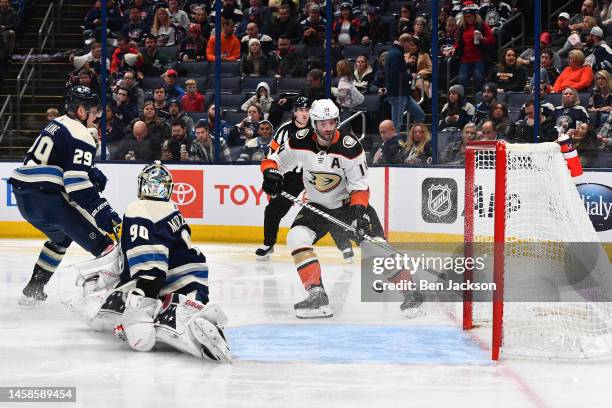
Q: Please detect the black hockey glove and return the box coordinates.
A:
[262,168,283,196]
[351,205,371,244]
[91,199,122,234]
[89,166,108,193]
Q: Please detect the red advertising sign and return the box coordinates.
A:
[170,169,204,218]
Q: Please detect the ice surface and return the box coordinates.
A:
[0,239,611,408]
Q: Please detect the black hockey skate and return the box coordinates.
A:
[19,267,53,307]
[294,286,333,319]
[255,245,274,261]
[400,290,425,318]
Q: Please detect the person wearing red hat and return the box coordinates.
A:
[161,69,185,99]
[178,23,207,61]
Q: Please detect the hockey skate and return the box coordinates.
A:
[255,245,274,261]
[294,286,333,319]
[18,267,53,307]
[400,290,425,319]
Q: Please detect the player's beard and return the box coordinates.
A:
[316,130,334,147]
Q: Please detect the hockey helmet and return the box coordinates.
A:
[65,85,100,115]
[138,160,174,201]
[309,99,339,129]
[293,96,312,110]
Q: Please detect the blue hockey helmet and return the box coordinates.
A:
[138,161,174,201]
[65,85,100,115]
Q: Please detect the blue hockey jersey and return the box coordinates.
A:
[120,199,209,302]
[9,115,104,214]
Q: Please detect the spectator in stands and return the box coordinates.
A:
[268,35,307,78]
[110,36,140,77]
[140,34,170,77]
[189,121,232,162]
[439,84,476,131]
[169,0,190,31]
[181,78,205,112]
[597,114,612,150]
[519,81,555,121]
[331,59,364,109]
[518,33,562,72]
[151,7,176,46]
[84,0,123,42]
[333,2,361,45]
[372,50,388,93]
[237,120,274,162]
[478,120,498,140]
[584,26,612,73]
[122,5,151,44]
[520,99,559,143]
[557,31,586,59]
[241,81,273,114]
[235,104,263,144]
[474,82,498,126]
[77,68,100,94]
[572,122,600,166]
[46,107,60,122]
[579,16,601,43]
[400,123,432,164]
[412,16,431,54]
[178,23,206,61]
[132,0,154,27]
[161,69,185,99]
[0,0,17,64]
[569,0,601,32]
[451,3,495,94]
[440,122,478,165]
[104,104,127,157]
[405,35,432,99]
[152,86,171,120]
[301,4,326,48]
[206,18,241,61]
[240,22,274,55]
[479,0,512,35]
[489,102,516,140]
[168,98,195,136]
[372,119,406,164]
[554,50,594,92]
[487,47,528,93]
[551,13,572,50]
[439,16,458,59]
[360,6,389,46]
[114,120,161,161]
[385,34,425,131]
[537,48,562,88]
[118,69,144,111]
[275,68,327,115]
[71,42,110,78]
[553,87,590,131]
[589,70,612,127]
[190,6,212,40]
[395,5,414,38]
[267,4,301,43]
[198,105,234,142]
[353,54,375,94]
[209,0,243,26]
[244,0,272,27]
[162,119,192,161]
[240,38,272,76]
[114,86,138,126]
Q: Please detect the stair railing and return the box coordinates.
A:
[339,110,367,141]
[16,48,36,128]
[38,2,56,80]
[0,95,13,146]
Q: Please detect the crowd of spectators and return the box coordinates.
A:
[50,0,612,167]
[0,0,23,87]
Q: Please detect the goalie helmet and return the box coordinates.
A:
[137,161,174,201]
[309,99,339,129]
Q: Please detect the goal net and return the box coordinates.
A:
[463,141,612,360]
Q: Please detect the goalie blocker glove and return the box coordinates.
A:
[91,198,121,234]
[262,168,283,196]
[351,205,371,243]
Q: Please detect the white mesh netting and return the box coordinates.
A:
[468,142,612,358]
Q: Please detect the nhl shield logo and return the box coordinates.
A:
[427,184,452,217]
[421,178,458,223]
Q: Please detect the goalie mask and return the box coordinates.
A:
[310,99,339,145]
[138,160,174,201]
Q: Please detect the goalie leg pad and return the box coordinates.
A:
[121,289,161,352]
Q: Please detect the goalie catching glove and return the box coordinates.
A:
[262,168,283,196]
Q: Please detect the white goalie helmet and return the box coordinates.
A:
[309,99,339,130]
[137,160,174,201]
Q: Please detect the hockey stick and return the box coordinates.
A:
[279,191,401,255]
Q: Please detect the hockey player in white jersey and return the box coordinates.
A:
[66,161,231,362]
[261,99,385,318]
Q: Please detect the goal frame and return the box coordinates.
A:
[463,140,507,361]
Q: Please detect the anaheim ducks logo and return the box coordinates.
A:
[296,128,309,139]
[308,171,342,193]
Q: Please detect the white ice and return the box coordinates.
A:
[0,239,611,408]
